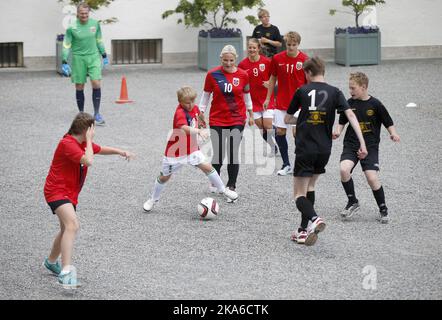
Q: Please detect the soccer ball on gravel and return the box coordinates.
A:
[197,197,219,220]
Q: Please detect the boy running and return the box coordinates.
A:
[333,72,400,223]
[143,86,238,212]
[285,57,367,246]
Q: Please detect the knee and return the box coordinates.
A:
[340,167,351,179]
[276,128,286,136]
[366,175,379,189]
[64,220,80,233]
[158,174,170,183]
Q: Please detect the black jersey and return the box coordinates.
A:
[339,96,394,149]
[287,82,350,155]
[252,24,282,57]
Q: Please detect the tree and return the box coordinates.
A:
[329,0,385,28]
[162,0,265,29]
[58,0,117,24]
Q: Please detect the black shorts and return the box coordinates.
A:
[47,199,76,215]
[294,153,331,177]
[340,146,380,172]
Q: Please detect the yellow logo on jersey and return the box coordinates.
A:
[366,109,374,116]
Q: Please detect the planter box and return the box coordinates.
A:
[198,35,243,71]
[334,31,381,66]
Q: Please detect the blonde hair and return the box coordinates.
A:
[349,72,369,88]
[284,31,301,45]
[248,38,261,48]
[77,2,90,12]
[220,45,238,58]
[177,86,197,102]
[258,8,269,18]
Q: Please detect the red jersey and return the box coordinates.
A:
[44,134,101,205]
[203,66,250,126]
[165,104,201,157]
[238,55,274,112]
[269,50,308,110]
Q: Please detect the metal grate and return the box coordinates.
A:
[0,42,24,67]
[111,39,162,65]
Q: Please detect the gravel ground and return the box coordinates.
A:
[0,59,441,300]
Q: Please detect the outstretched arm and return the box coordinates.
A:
[98,146,135,161]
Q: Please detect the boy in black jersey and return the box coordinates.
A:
[285,57,368,246]
[333,72,400,224]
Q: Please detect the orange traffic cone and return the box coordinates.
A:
[115,76,133,104]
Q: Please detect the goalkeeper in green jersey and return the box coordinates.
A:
[62,2,108,125]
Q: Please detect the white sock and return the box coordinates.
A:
[151,177,166,201]
[207,169,225,193]
[61,265,72,274]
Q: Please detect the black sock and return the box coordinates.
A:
[342,178,357,203]
[372,186,386,209]
[92,88,101,115]
[275,134,289,167]
[262,130,267,143]
[301,191,315,228]
[306,191,315,206]
[76,90,84,112]
[296,196,317,229]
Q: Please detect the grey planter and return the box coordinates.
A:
[198,35,243,71]
[334,31,381,66]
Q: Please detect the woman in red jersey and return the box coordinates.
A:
[43,112,134,288]
[238,38,277,157]
[199,45,254,202]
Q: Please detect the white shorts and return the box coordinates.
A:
[273,109,297,129]
[161,150,206,176]
[253,109,274,120]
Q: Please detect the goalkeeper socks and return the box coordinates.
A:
[275,134,289,167]
[151,177,166,201]
[76,90,84,112]
[207,168,225,192]
[92,88,101,115]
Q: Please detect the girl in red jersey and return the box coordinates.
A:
[199,45,254,202]
[263,31,309,176]
[238,38,278,157]
[43,112,134,288]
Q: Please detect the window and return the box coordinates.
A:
[112,39,162,65]
[0,42,24,67]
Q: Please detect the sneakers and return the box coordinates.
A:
[43,258,61,276]
[377,207,389,224]
[305,217,326,246]
[277,165,292,176]
[223,187,238,203]
[58,271,80,289]
[340,200,360,219]
[291,229,308,244]
[143,199,158,212]
[94,113,105,126]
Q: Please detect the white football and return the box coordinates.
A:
[197,197,219,220]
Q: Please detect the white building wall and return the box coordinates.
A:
[0,0,441,58]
